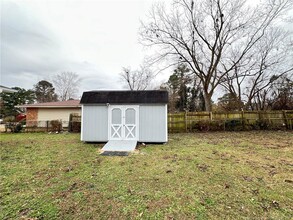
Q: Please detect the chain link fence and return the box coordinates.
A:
[23,120,81,132]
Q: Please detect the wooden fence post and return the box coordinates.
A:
[185,111,187,132]
[209,112,213,121]
[283,110,288,129]
[241,110,245,130]
[170,114,172,133]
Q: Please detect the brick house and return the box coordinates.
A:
[17,100,81,127]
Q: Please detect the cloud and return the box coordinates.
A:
[1,1,64,85]
[0,0,160,95]
[54,61,120,96]
[0,0,123,95]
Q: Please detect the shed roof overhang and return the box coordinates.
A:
[80,90,168,104]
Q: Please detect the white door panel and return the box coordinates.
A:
[109,105,139,140]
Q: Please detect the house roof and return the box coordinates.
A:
[0,85,17,93]
[16,100,81,108]
[80,90,168,104]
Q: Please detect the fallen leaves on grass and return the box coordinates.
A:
[197,164,209,172]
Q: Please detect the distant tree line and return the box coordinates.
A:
[163,65,293,112]
[217,74,293,111]
[0,72,80,118]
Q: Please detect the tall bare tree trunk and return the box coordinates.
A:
[203,92,212,111]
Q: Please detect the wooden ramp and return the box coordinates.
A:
[101,140,137,152]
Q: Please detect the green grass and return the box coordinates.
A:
[1,131,293,219]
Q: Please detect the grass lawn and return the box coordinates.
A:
[1,131,293,219]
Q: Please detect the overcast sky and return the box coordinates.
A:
[1,0,292,100]
[1,0,168,98]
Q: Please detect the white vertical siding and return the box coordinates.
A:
[139,105,167,142]
[81,105,108,142]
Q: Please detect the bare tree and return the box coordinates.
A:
[270,74,293,110]
[53,72,80,101]
[120,63,154,90]
[221,27,293,110]
[140,0,292,111]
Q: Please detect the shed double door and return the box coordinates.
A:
[109,105,139,140]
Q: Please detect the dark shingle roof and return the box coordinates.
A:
[80,90,168,104]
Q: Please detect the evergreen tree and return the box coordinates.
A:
[270,76,293,110]
[34,80,58,103]
[166,64,204,112]
[0,87,35,117]
[175,64,191,111]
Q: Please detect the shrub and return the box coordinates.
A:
[255,119,271,130]
[3,116,15,123]
[191,121,210,131]
[5,122,22,133]
[224,119,242,131]
[70,121,81,133]
[209,120,225,131]
[14,123,23,133]
[50,120,62,132]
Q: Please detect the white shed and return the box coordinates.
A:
[80,90,168,145]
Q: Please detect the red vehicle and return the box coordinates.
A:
[16,113,26,122]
